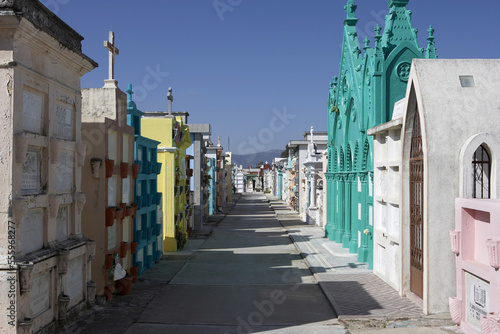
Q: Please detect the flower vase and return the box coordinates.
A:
[105,159,114,178]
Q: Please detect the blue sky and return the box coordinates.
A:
[47,0,500,154]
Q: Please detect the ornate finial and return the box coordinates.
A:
[374,24,383,51]
[363,36,370,50]
[344,0,357,17]
[426,25,437,59]
[344,0,358,26]
[126,84,133,103]
[427,25,435,38]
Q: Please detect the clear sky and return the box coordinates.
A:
[47,0,500,155]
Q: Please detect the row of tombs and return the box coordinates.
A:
[264,1,500,333]
[0,2,231,333]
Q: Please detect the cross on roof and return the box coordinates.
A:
[104,31,119,81]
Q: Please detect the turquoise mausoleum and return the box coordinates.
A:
[325,0,437,268]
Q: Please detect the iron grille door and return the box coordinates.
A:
[409,111,424,299]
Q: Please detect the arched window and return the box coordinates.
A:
[472,145,491,199]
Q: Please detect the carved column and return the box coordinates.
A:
[343,173,354,248]
[325,173,335,239]
[358,172,372,263]
[309,171,317,209]
[335,174,346,244]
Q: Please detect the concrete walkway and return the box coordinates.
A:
[62,193,462,334]
[62,194,344,333]
[267,195,462,334]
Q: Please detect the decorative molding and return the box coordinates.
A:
[49,195,61,219]
[450,230,461,256]
[86,239,96,261]
[486,239,500,270]
[76,192,86,215]
[57,249,70,275]
[12,199,28,225]
[481,312,500,333]
[448,297,462,325]
[15,134,29,164]
[76,143,86,166]
[18,262,34,293]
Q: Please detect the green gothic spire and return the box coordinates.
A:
[344,0,358,26]
[426,25,438,59]
[381,0,420,57]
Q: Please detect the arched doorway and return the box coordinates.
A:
[409,110,424,299]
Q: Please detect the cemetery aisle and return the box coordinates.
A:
[63,194,344,334]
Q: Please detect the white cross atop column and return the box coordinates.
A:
[104,31,119,87]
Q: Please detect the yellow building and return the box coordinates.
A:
[142,112,191,251]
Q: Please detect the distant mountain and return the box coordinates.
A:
[232,149,283,168]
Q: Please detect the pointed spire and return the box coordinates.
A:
[344,0,359,26]
[426,25,437,59]
[381,0,421,56]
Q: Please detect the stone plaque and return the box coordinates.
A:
[56,206,68,242]
[55,104,73,140]
[22,148,41,194]
[21,210,43,254]
[56,151,73,191]
[122,176,130,204]
[23,91,43,134]
[465,271,489,331]
[388,204,400,238]
[30,271,50,317]
[66,256,83,302]
[108,176,117,207]
[108,223,117,250]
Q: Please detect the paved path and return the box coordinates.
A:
[267,195,461,334]
[63,194,344,334]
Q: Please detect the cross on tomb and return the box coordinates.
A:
[167,87,173,113]
[104,31,119,81]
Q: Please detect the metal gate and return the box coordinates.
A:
[409,111,424,299]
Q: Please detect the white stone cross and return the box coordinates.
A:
[104,31,119,81]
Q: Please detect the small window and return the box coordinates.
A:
[460,76,475,88]
[472,145,490,199]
